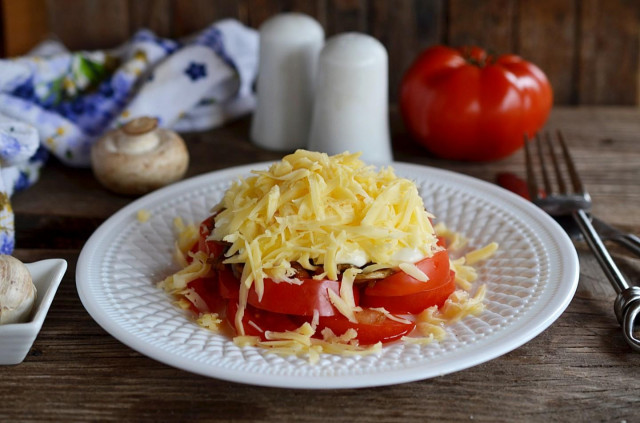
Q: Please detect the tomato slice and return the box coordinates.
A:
[186,276,224,314]
[226,301,300,341]
[247,277,359,317]
[198,214,226,259]
[218,267,240,299]
[315,308,416,345]
[364,249,450,297]
[362,271,456,314]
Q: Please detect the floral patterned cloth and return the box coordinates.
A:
[0,113,43,253]
[0,19,259,253]
[0,18,258,167]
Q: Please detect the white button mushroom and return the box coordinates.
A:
[0,255,36,325]
[91,117,189,196]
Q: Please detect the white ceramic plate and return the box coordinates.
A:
[76,162,579,389]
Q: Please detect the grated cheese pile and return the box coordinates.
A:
[210,149,440,300]
[159,150,500,363]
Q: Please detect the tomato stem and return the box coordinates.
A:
[459,46,492,67]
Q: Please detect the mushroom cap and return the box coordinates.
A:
[91,119,190,196]
[0,255,36,325]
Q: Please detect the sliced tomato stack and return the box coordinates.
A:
[361,249,455,314]
[183,215,456,345]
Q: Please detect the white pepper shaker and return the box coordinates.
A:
[250,13,324,151]
[307,33,393,163]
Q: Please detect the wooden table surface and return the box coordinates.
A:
[2,107,639,422]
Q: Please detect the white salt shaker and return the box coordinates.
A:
[250,13,324,151]
[307,33,393,163]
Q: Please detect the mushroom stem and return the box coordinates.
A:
[115,132,160,154]
[115,117,161,154]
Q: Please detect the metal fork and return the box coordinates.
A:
[524,131,640,352]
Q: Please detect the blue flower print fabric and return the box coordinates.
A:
[0,113,43,254]
[0,19,259,168]
[0,19,258,254]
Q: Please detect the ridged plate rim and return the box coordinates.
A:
[76,161,579,389]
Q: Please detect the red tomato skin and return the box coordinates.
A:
[186,276,225,314]
[218,267,240,300]
[247,277,359,317]
[198,215,225,259]
[400,45,553,161]
[361,271,456,314]
[226,301,300,341]
[315,311,416,345]
[363,249,450,297]
[496,171,546,201]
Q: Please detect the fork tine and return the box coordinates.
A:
[523,134,539,200]
[536,133,553,195]
[544,131,568,194]
[556,130,584,193]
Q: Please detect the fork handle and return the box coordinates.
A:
[573,209,630,293]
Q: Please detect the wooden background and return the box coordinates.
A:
[2,0,640,105]
[5,106,640,422]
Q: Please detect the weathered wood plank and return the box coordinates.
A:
[412,0,446,48]
[1,0,49,56]
[369,0,445,104]
[15,214,103,249]
[128,0,172,37]
[45,0,130,50]
[325,0,368,35]
[447,0,516,54]
[3,107,640,422]
[579,0,640,105]
[518,0,577,105]
[281,0,327,27]
[2,0,640,106]
[240,0,286,28]
[171,0,241,36]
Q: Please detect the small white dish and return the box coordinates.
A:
[0,259,67,365]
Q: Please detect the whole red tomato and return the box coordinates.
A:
[400,46,553,161]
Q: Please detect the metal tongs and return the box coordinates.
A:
[524,131,640,352]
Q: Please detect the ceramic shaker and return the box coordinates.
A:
[251,13,324,150]
[307,33,393,163]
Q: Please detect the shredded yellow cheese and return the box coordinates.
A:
[183,288,209,313]
[409,283,487,344]
[451,257,477,290]
[158,156,502,363]
[172,217,198,261]
[211,149,439,291]
[159,251,211,291]
[439,284,487,322]
[465,242,499,266]
[399,262,429,282]
[230,322,380,364]
[328,289,359,323]
[197,313,222,331]
[434,221,467,251]
[137,209,151,223]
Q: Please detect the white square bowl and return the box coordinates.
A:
[0,259,67,365]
